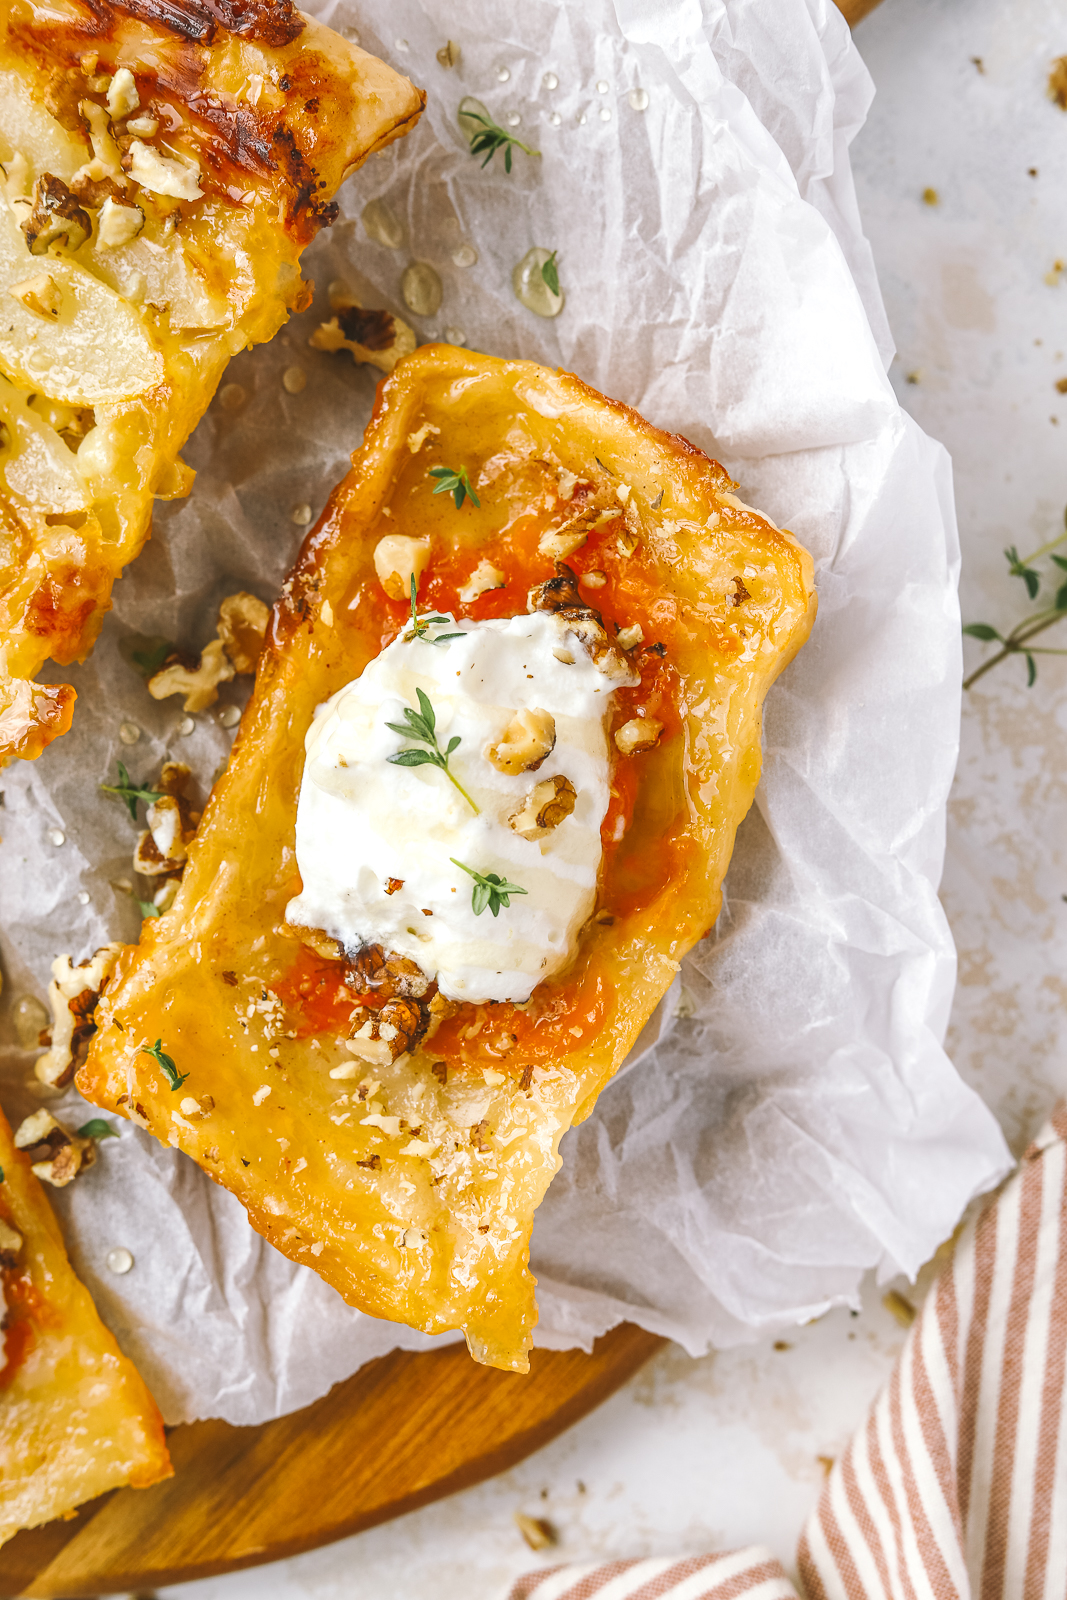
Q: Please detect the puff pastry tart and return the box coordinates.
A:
[0,0,423,764]
[78,347,817,1371]
[0,1103,171,1548]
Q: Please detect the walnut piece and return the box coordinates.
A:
[133,761,199,878]
[529,564,639,686]
[309,295,416,374]
[459,558,505,603]
[14,1109,95,1188]
[486,708,556,776]
[0,1217,23,1268]
[96,196,144,250]
[217,591,270,673]
[148,592,268,709]
[407,421,441,453]
[374,534,431,601]
[149,637,234,712]
[105,67,139,119]
[125,139,202,201]
[21,173,92,255]
[614,716,663,755]
[10,272,62,319]
[36,944,122,1088]
[508,774,577,839]
[78,99,125,183]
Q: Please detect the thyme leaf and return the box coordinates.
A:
[403,573,465,648]
[140,1038,188,1092]
[386,688,480,813]
[77,1118,119,1140]
[463,109,540,172]
[429,464,481,510]
[138,899,162,920]
[963,507,1067,688]
[450,858,528,917]
[541,249,560,297]
[100,761,164,822]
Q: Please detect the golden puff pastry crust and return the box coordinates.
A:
[78,346,817,1372]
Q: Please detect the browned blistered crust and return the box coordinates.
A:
[0,2,424,762]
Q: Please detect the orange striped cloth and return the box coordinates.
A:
[510,1107,1067,1600]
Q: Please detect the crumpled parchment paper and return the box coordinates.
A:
[0,0,1013,1424]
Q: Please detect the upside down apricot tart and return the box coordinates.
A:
[77,346,817,1371]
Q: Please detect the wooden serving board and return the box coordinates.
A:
[2,1324,663,1599]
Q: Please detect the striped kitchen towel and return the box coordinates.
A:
[508,1549,797,1599]
[509,1106,1067,1600]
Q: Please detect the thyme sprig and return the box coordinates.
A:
[450,858,528,917]
[430,464,480,510]
[77,1118,119,1141]
[100,761,163,822]
[140,1038,188,1092]
[403,574,465,647]
[963,514,1067,688]
[386,687,480,813]
[463,108,540,173]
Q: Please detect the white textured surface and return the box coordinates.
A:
[155,0,1067,1594]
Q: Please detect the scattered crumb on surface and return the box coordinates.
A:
[922,186,939,206]
[1048,55,1067,109]
[882,1289,917,1328]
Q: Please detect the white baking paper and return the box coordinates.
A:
[0,0,1012,1424]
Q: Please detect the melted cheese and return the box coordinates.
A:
[287,612,628,1003]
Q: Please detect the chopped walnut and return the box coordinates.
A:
[14,1110,95,1188]
[407,421,441,453]
[10,272,62,319]
[36,944,122,1088]
[133,763,199,877]
[487,708,556,776]
[77,100,125,183]
[21,174,92,255]
[616,623,644,650]
[374,534,431,602]
[730,576,751,606]
[615,717,663,756]
[125,139,202,201]
[529,564,638,686]
[0,1217,23,1268]
[96,196,144,249]
[508,774,577,839]
[514,1513,556,1551]
[105,67,139,119]
[217,591,270,673]
[148,637,234,712]
[309,295,416,374]
[292,923,345,961]
[458,558,505,603]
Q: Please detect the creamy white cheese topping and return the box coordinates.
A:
[287,612,632,1004]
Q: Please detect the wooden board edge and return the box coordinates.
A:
[9,1326,665,1599]
[834,0,885,25]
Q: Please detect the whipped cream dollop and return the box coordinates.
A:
[286,611,633,1004]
